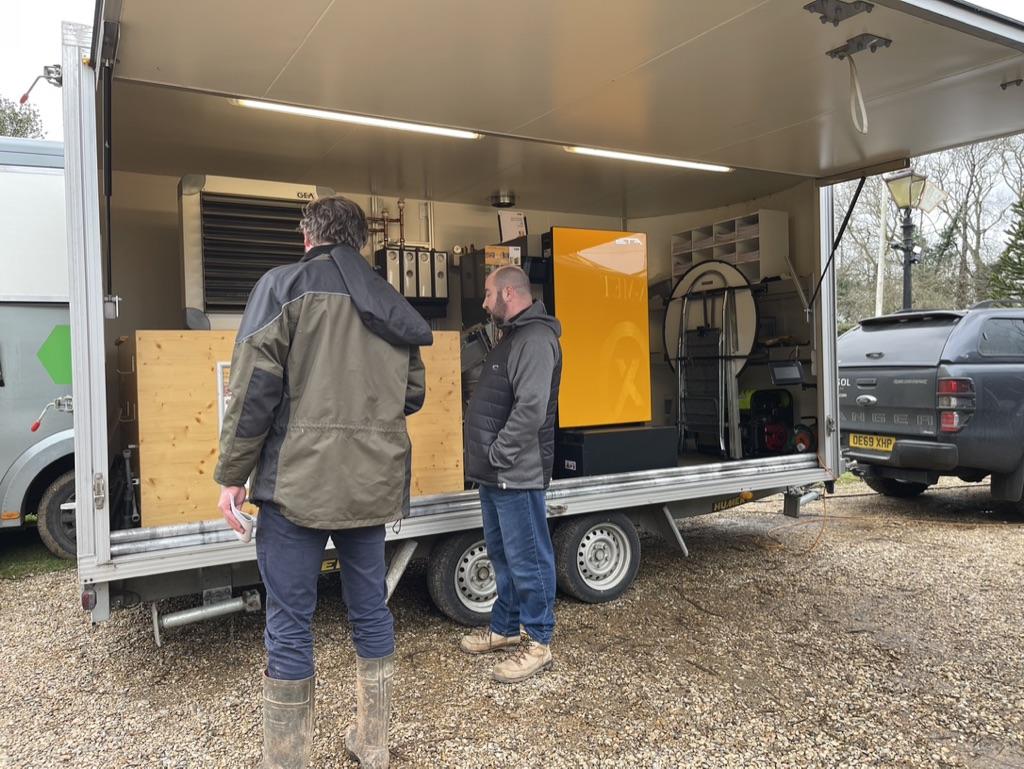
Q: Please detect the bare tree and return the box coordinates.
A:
[835,133,1023,325]
[0,96,45,139]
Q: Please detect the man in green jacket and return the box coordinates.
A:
[215,195,432,769]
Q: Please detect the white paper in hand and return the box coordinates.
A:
[229,497,256,543]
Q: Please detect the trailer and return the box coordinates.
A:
[0,138,78,558]
[59,2,1024,642]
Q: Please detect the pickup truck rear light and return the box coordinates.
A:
[940,411,970,432]
[937,377,975,433]
[937,395,974,410]
[937,378,974,395]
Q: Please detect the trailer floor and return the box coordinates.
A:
[1,478,1022,768]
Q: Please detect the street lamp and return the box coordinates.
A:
[883,168,947,311]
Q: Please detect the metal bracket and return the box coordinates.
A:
[826,33,892,60]
[117,402,137,423]
[783,486,822,518]
[103,294,122,320]
[42,64,63,88]
[632,507,690,556]
[93,473,107,509]
[54,395,74,413]
[115,353,136,376]
[385,540,418,601]
[203,586,232,606]
[152,589,262,647]
[804,0,873,27]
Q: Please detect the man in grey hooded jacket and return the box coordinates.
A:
[460,265,563,682]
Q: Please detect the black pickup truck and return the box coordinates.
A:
[838,308,1024,506]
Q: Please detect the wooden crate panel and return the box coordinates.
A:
[130,330,463,527]
[408,332,464,496]
[134,331,235,528]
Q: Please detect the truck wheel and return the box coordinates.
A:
[863,476,929,498]
[426,531,496,626]
[553,512,640,604]
[37,471,77,559]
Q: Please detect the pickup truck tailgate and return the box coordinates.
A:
[839,367,938,439]
[837,312,962,445]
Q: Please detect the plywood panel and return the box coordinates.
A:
[408,333,464,497]
[130,330,463,528]
[133,331,235,528]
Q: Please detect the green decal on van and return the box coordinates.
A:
[37,324,72,385]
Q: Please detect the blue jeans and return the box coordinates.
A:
[479,485,556,645]
[256,503,394,680]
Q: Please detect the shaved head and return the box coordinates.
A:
[483,265,533,322]
[491,266,531,295]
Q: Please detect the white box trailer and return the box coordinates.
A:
[61,2,1024,641]
[0,138,78,558]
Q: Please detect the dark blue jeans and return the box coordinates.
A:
[478,485,556,645]
[256,503,394,680]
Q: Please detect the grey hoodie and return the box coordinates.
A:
[464,301,563,489]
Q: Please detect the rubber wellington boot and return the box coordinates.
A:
[262,672,315,769]
[344,654,394,769]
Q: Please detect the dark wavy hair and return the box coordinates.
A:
[299,195,369,251]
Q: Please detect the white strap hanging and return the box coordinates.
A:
[848,53,869,135]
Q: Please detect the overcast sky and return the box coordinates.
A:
[1,0,93,141]
[2,0,1022,142]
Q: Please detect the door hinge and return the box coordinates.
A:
[825,416,837,436]
[93,473,107,509]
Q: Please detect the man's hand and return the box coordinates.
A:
[218,485,247,534]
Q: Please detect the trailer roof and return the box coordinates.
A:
[96,0,1023,217]
[0,138,63,169]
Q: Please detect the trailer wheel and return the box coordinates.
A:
[37,471,77,559]
[553,512,640,604]
[864,477,929,498]
[427,531,496,626]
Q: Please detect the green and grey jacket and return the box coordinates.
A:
[214,243,433,530]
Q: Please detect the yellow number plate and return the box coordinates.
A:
[849,433,895,452]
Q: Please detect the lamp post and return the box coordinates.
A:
[883,169,946,311]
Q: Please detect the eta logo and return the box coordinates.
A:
[296,191,315,200]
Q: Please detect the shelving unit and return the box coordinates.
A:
[671,209,789,284]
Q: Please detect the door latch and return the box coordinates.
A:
[93,473,106,510]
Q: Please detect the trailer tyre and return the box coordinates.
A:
[427,531,496,626]
[37,470,77,559]
[553,512,640,604]
[863,477,929,498]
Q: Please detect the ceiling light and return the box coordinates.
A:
[231,98,482,140]
[564,145,732,173]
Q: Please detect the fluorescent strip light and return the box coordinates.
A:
[565,145,732,173]
[231,98,482,140]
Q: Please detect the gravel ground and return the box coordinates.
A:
[1,479,1023,768]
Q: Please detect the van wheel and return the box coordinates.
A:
[553,513,640,604]
[863,477,929,498]
[37,471,77,559]
[426,531,496,626]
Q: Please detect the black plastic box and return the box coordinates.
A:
[553,425,678,479]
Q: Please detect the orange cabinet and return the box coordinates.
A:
[549,227,651,428]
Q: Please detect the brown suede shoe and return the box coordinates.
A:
[491,638,553,683]
[459,627,522,655]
